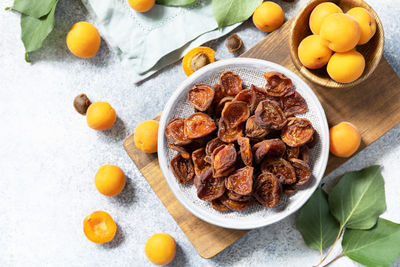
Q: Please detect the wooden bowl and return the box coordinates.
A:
[289,0,384,88]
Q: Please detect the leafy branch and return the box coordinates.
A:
[297,165,400,267]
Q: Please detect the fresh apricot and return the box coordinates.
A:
[298,35,332,69]
[329,122,361,157]
[320,13,361,52]
[83,211,117,243]
[182,47,215,76]
[86,102,116,131]
[128,0,155,12]
[347,7,376,45]
[309,2,343,35]
[66,22,101,58]
[252,1,284,32]
[327,50,365,83]
[134,120,159,153]
[145,233,176,265]
[95,165,125,196]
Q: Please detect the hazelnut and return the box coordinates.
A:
[225,33,243,53]
[191,53,210,72]
[73,93,91,115]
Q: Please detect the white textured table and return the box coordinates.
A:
[1,0,399,266]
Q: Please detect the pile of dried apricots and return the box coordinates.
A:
[165,70,317,211]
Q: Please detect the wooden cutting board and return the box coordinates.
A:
[123,17,400,259]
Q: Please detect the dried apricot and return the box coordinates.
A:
[221,101,250,128]
[261,158,296,184]
[245,115,269,139]
[170,154,194,184]
[212,144,237,178]
[192,148,210,177]
[83,211,117,243]
[220,193,252,211]
[211,198,231,212]
[281,91,308,117]
[300,145,310,164]
[233,88,257,112]
[188,84,215,111]
[218,118,244,143]
[227,190,252,202]
[253,172,280,208]
[252,139,286,164]
[237,136,253,166]
[165,118,191,146]
[225,166,253,195]
[184,113,216,139]
[255,99,287,130]
[281,117,315,147]
[195,169,225,201]
[289,158,311,186]
[220,71,242,96]
[168,144,190,159]
[285,146,300,160]
[264,71,293,97]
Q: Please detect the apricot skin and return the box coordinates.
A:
[253,1,284,32]
[95,165,126,197]
[134,120,159,153]
[347,7,376,45]
[329,122,361,157]
[320,13,361,52]
[145,233,176,265]
[298,35,332,69]
[309,2,343,35]
[83,211,117,243]
[128,0,155,12]
[327,50,365,83]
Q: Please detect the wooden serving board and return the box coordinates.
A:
[123,18,400,258]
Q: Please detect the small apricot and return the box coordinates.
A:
[329,122,361,157]
[134,120,159,153]
[182,47,215,76]
[145,233,176,265]
[86,102,117,130]
[83,211,117,243]
[253,1,284,32]
[66,22,101,58]
[320,13,361,52]
[347,7,376,45]
[298,35,332,69]
[309,2,343,35]
[128,0,155,12]
[327,50,365,83]
[95,165,126,196]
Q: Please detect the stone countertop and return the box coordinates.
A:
[1,0,399,266]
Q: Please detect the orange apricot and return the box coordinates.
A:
[145,233,176,265]
[182,47,215,76]
[95,165,126,196]
[252,1,284,32]
[86,102,117,130]
[128,0,155,12]
[83,211,117,243]
[347,7,376,45]
[309,2,343,35]
[66,22,101,58]
[134,120,159,153]
[327,50,365,83]
[298,35,332,69]
[320,13,361,52]
[329,122,361,157]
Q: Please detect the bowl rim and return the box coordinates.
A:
[157,58,330,230]
[288,0,384,89]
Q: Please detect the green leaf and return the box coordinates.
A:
[212,0,262,28]
[13,0,57,18]
[342,218,400,267]
[156,0,196,6]
[20,0,57,54]
[328,165,386,230]
[296,188,340,254]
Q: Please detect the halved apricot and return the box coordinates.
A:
[83,211,117,243]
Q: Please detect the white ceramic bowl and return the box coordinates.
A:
[158,58,329,230]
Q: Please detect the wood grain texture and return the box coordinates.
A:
[288,0,384,88]
[123,12,400,259]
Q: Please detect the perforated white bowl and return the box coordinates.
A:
[158,58,329,230]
